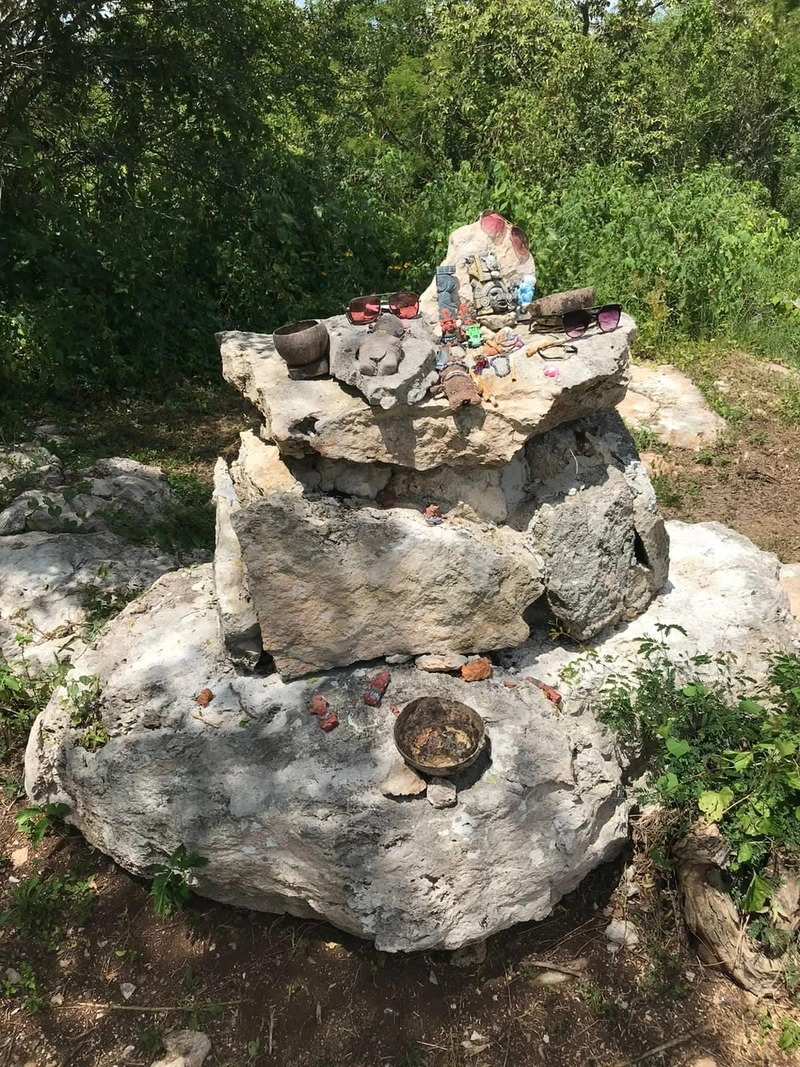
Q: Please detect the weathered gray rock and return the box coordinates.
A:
[418,218,537,325]
[25,565,628,952]
[231,491,543,678]
[0,530,176,665]
[0,451,202,665]
[617,363,726,450]
[328,314,439,409]
[211,460,261,670]
[219,412,668,675]
[517,411,669,640]
[504,520,799,705]
[0,457,173,537]
[24,520,797,951]
[218,317,634,471]
[229,430,302,506]
[780,563,800,625]
[0,443,63,487]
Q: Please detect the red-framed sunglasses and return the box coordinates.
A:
[479,211,530,262]
[345,292,420,326]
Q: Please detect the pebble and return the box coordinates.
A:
[603,918,640,948]
[427,777,457,809]
[460,657,492,682]
[380,762,427,798]
[385,654,412,665]
[10,847,29,868]
[119,982,136,1000]
[5,968,21,984]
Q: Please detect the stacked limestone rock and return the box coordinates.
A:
[214,225,669,679]
[31,224,799,954]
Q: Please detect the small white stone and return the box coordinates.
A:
[119,982,136,1001]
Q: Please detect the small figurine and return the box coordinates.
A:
[439,308,462,348]
[363,669,391,706]
[463,322,483,349]
[436,265,460,316]
[356,313,404,376]
[515,274,536,314]
[424,504,444,525]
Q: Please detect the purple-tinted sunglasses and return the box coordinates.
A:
[531,304,621,338]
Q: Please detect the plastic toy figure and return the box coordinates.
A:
[516,274,535,312]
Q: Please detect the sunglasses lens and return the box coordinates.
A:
[597,305,621,332]
[510,225,529,261]
[389,292,419,319]
[479,211,506,237]
[348,296,380,324]
[563,310,589,338]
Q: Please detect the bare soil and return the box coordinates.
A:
[3,352,800,1067]
[637,348,800,563]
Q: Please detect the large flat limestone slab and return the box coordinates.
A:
[25,565,628,953]
[617,363,726,450]
[218,316,635,471]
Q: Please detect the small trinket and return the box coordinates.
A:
[525,677,562,706]
[309,694,328,717]
[543,365,560,379]
[309,694,339,731]
[424,504,444,525]
[363,669,391,707]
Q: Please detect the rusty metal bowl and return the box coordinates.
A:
[394,697,486,777]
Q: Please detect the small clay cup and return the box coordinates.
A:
[273,319,330,379]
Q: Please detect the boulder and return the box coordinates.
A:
[0,530,176,665]
[25,565,628,952]
[0,450,202,665]
[0,456,173,537]
[418,217,537,325]
[518,411,670,640]
[224,412,669,675]
[218,317,634,471]
[503,521,799,704]
[230,491,543,678]
[25,519,797,952]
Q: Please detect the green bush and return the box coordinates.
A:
[600,630,800,949]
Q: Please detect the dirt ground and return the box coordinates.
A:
[2,349,800,1067]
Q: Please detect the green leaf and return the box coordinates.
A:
[698,787,733,822]
[785,771,800,790]
[731,751,753,772]
[743,872,773,914]
[737,841,753,864]
[665,737,690,757]
[739,699,764,715]
[682,683,707,698]
[775,739,796,757]
[656,771,680,797]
